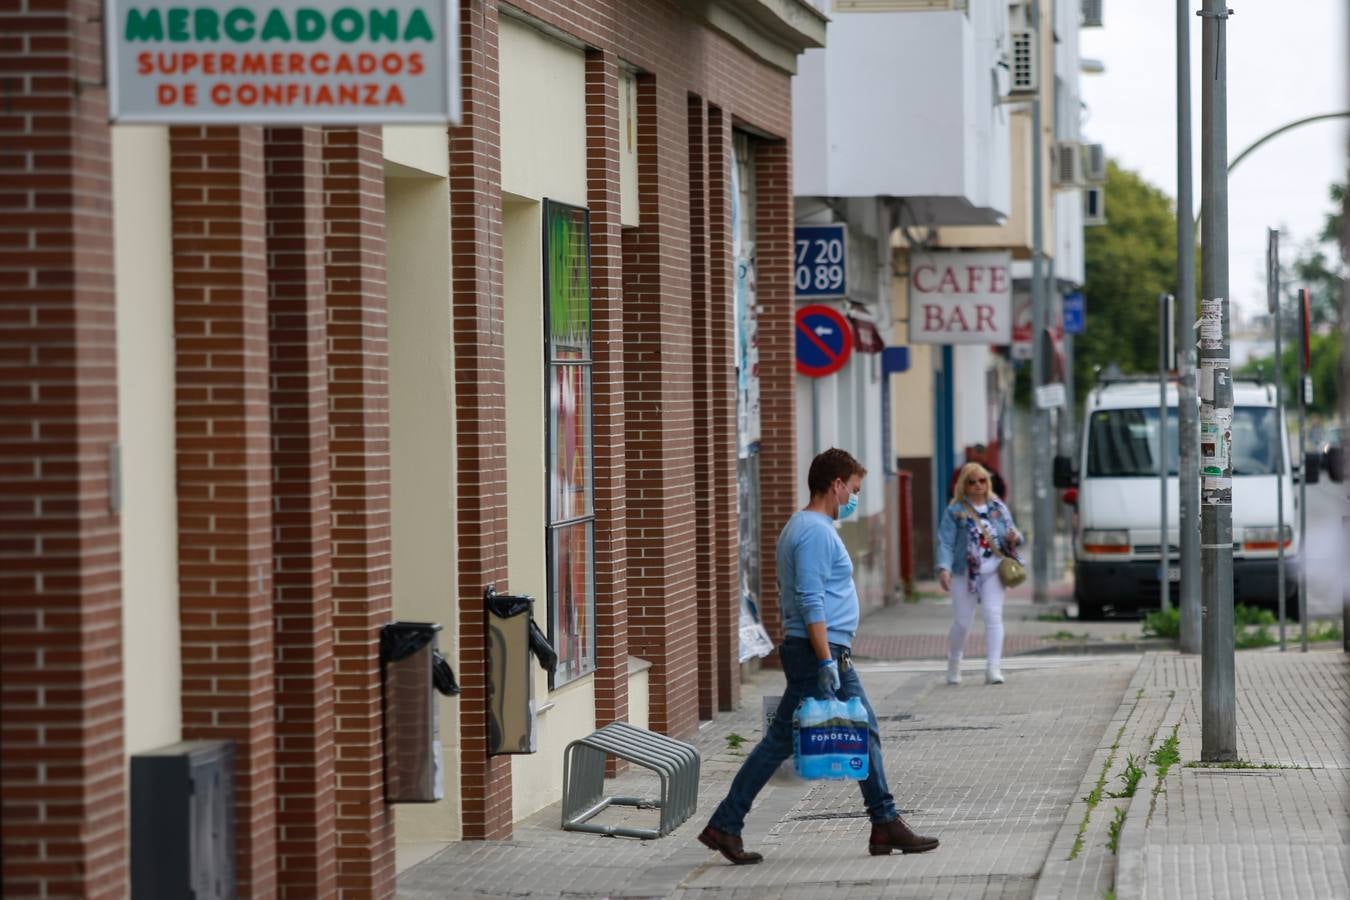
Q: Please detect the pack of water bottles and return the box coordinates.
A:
[792,696,869,781]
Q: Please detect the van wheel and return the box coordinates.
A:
[1077,596,1104,621]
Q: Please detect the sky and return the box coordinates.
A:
[1078,2,1347,322]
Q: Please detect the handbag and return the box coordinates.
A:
[965,502,1027,588]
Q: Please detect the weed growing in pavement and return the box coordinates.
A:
[1141,607,1180,639]
[1049,630,1089,641]
[725,732,748,753]
[1183,759,1307,770]
[1106,807,1127,854]
[1234,625,1277,649]
[1102,892,1117,900]
[1148,725,1181,816]
[1143,604,1277,645]
[1070,719,1130,860]
[1307,620,1344,643]
[1107,754,1145,799]
[1036,611,1070,622]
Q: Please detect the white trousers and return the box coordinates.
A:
[948,568,1005,672]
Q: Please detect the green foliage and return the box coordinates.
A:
[1237,329,1342,418]
[1307,620,1343,643]
[1150,727,1181,780]
[725,732,747,752]
[1234,626,1277,650]
[1141,607,1180,639]
[1106,806,1127,854]
[1076,162,1180,403]
[1107,753,1145,799]
[1234,605,1276,628]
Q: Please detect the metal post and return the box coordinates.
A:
[1297,288,1309,651]
[1030,0,1050,604]
[1159,293,1172,614]
[1199,0,1236,762]
[1177,0,1202,655]
[1269,230,1285,650]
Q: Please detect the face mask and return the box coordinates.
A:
[838,491,859,520]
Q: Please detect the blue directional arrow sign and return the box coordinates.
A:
[1062,291,1085,334]
[795,304,852,377]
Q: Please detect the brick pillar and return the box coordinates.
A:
[753,140,796,644]
[706,107,741,710]
[265,127,338,899]
[585,49,629,734]
[449,0,512,840]
[686,95,718,721]
[0,5,126,897]
[322,127,395,896]
[621,74,699,739]
[169,126,277,898]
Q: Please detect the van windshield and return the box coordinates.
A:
[1086,406,1282,477]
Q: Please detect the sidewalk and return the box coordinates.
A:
[397,592,1349,898]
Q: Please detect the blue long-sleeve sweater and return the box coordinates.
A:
[776,510,858,648]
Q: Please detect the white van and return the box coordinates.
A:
[1058,378,1303,619]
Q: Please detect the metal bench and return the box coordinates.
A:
[560,721,700,839]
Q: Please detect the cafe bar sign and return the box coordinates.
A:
[106,1,461,124]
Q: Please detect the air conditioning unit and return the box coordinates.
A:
[1082,143,1107,183]
[1052,141,1083,189]
[1008,29,1037,96]
[1084,186,1107,226]
[1081,0,1104,28]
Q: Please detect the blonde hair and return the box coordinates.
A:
[952,462,999,504]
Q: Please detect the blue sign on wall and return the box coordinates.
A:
[1062,291,1085,334]
[794,224,848,299]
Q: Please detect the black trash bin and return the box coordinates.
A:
[381,621,458,803]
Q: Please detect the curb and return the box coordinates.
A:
[1031,653,1151,900]
[1113,676,1187,900]
[1021,639,1175,657]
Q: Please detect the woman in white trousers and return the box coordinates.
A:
[935,462,1023,685]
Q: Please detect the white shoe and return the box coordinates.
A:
[985,669,1005,685]
[947,658,962,685]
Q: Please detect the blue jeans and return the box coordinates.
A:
[707,638,898,835]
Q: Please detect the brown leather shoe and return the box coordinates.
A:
[698,824,763,865]
[868,817,939,855]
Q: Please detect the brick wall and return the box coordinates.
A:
[170,126,278,898]
[753,140,797,644]
[687,95,718,720]
[621,73,700,739]
[449,0,513,841]
[264,126,338,899]
[585,49,630,737]
[321,127,396,895]
[706,107,741,709]
[0,4,127,897]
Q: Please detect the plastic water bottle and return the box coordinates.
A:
[793,696,869,781]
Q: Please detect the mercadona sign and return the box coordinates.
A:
[106,1,461,124]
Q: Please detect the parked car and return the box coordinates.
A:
[1323,426,1342,482]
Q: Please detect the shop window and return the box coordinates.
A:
[543,199,596,686]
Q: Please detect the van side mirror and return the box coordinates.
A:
[1053,455,1077,489]
[1303,451,1320,484]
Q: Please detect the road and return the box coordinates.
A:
[1301,477,1349,618]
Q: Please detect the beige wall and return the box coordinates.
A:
[383,126,450,179]
[112,126,183,757]
[500,17,587,205]
[890,262,936,457]
[386,169,460,844]
[500,16,608,823]
[618,68,639,227]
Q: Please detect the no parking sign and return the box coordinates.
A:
[795,305,852,377]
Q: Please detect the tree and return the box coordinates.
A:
[1284,182,1345,328]
[1073,161,1179,401]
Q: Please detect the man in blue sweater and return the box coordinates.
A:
[699,448,939,864]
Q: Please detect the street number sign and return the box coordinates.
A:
[794,225,848,299]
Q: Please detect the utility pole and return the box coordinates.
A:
[1270,230,1286,651]
[1176,0,1202,655]
[1297,288,1309,651]
[1030,0,1051,604]
[1199,0,1236,762]
[1159,293,1172,614]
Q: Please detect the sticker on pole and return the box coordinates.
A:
[795,305,852,377]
